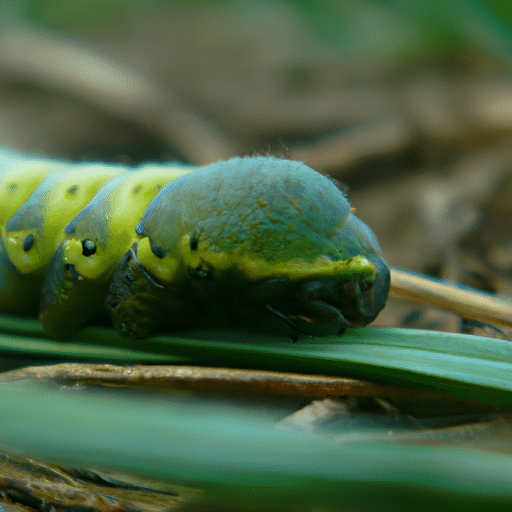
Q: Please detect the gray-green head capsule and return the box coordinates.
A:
[107,156,390,339]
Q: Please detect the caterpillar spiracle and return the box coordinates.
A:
[0,149,390,340]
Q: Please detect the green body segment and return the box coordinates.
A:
[39,164,196,339]
[108,157,390,339]
[0,158,58,230]
[0,155,63,313]
[4,164,126,276]
[63,164,194,281]
[0,150,126,314]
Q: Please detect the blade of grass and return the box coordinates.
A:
[1,380,512,512]
[0,314,180,363]
[76,326,512,406]
[2,315,512,405]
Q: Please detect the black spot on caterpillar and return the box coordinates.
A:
[0,149,390,340]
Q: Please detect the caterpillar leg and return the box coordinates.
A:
[39,244,109,339]
[0,240,41,314]
[107,245,173,338]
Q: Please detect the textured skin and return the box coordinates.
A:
[40,164,194,338]
[0,151,389,339]
[138,157,352,263]
[4,164,125,275]
[63,165,193,279]
[0,150,127,316]
[0,155,60,312]
[110,157,390,339]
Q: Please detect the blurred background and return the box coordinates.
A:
[1,0,511,335]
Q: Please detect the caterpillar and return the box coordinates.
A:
[0,149,390,340]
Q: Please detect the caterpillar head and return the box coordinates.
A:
[107,157,390,339]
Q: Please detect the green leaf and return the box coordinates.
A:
[1,380,512,511]
[2,315,512,406]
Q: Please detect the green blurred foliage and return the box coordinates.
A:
[7,0,511,67]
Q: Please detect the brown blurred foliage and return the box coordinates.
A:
[0,1,511,335]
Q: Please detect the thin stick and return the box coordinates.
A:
[0,363,488,405]
[390,267,512,329]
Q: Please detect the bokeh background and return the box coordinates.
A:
[1,0,511,334]
[2,4,512,511]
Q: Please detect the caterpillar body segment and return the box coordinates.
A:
[40,164,195,338]
[63,164,194,281]
[4,164,126,276]
[0,156,63,313]
[0,158,57,229]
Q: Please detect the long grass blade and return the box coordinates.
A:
[1,380,512,511]
[2,317,512,405]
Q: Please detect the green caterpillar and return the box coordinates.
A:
[0,149,390,340]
